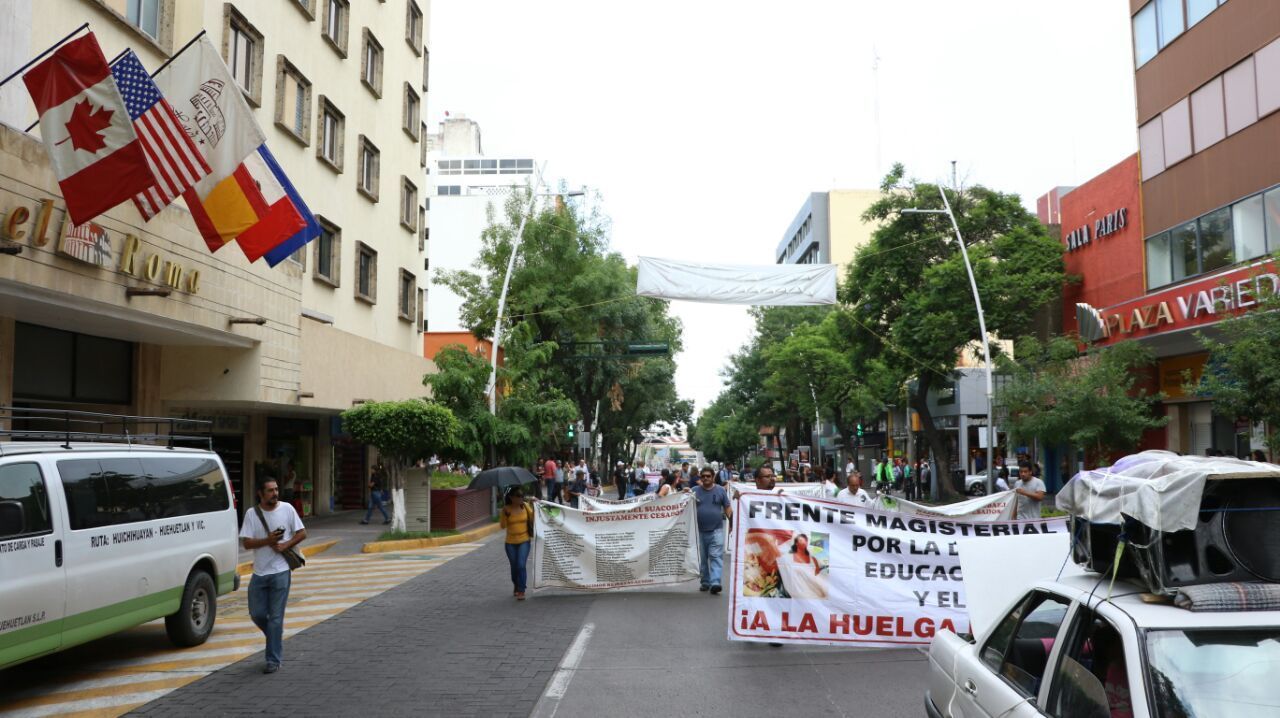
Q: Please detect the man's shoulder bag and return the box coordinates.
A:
[254,505,306,571]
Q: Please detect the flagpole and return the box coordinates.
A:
[150,30,207,78]
[0,22,90,88]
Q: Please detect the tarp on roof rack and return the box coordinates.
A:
[1056,450,1280,533]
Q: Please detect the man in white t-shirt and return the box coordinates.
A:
[836,471,872,507]
[844,459,856,481]
[1012,461,1047,520]
[239,479,306,674]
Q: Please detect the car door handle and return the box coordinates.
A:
[962,679,977,696]
[55,539,63,567]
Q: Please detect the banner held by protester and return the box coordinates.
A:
[728,490,1067,647]
[533,494,699,591]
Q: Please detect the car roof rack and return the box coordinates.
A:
[0,406,213,454]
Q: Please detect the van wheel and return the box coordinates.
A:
[166,570,217,647]
[968,484,987,497]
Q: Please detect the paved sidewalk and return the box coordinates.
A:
[132,536,593,718]
[236,509,395,565]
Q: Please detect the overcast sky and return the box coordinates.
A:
[428,0,1138,418]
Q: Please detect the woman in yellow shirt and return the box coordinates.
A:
[499,487,534,600]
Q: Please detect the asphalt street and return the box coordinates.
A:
[125,534,927,717]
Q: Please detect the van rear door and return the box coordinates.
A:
[0,461,66,668]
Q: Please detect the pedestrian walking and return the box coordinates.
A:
[239,479,306,674]
[819,468,838,498]
[499,487,533,600]
[360,463,390,525]
[717,463,733,485]
[918,460,932,498]
[873,455,893,492]
[692,467,732,594]
[566,468,587,508]
[844,458,856,483]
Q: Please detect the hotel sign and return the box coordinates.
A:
[1065,207,1128,252]
[2,198,200,294]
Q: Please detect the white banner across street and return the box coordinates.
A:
[636,257,838,306]
[579,492,658,512]
[533,495,699,591]
[872,490,1017,521]
[728,491,1067,647]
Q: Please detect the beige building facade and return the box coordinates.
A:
[0,0,433,519]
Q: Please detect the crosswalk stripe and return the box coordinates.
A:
[0,543,485,717]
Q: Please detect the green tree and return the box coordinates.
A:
[689,393,758,465]
[843,164,1065,496]
[999,336,1166,467]
[435,190,689,461]
[1193,282,1280,453]
[341,399,459,531]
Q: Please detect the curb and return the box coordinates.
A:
[361,520,502,553]
[236,538,340,576]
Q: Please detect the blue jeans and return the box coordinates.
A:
[248,570,291,667]
[505,541,531,593]
[364,491,389,522]
[698,528,724,589]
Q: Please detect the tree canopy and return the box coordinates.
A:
[1194,284,1280,452]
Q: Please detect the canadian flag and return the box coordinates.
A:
[22,33,156,226]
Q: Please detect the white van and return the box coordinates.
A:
[0,442,240,670]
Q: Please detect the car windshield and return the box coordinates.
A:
[1145,628,1280,717]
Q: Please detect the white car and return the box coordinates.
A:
[926,573,1280,717]
[964,474,1011,496]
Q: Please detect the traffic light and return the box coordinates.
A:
[856,423,864,438]
[567,423,576,439]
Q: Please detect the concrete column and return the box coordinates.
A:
[133,344,163,417]
[244,413,268,501]
[315,416,333,515]
[1165,404,1183,453]
[0,317,14,410]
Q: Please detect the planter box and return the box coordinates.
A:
[431,487,491,531]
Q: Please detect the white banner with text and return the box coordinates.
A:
[533,494,699,591]
[728,491,1067,647]
[872,490,1016,521]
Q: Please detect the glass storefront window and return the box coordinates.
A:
[1146,232,1173,289]
[1233,194,1267,261]
[1198,206,1234,273]
[1172,220,1198,281]
[1266,188,1280,253]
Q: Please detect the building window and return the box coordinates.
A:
[1267,188,1280,255]
[420,121,428,167]
[103,0,161,39]
[423,47,430,92]
[1157,0,1184,49]
[274,56,311,145]
[313,216,340,286]
[1145,233,1172,289]
[406,0,423,53]
[1161,98,1192,167]
[224,6,264,106]
[14,323,133,404]
[1197,206,1234,273]
[1233,194,1266,262]
[286,244,305,268]
[355,242,377,304]
[291,0,316,20]
[437,185,460,196]
[1224,57,1259,136]
[316,96,344,171]
[361,29,383,96]
[322,0,349,56]
[1133,3,1158,67]
[357,136,379,201]
[401,177,418,231]
[418,206,426,251]
[398,269,416,321]
[1190,77,1225,152]
[438,159,461,175]
[404,83,420,140]
[418,288,426,333]
[1187,0,1217,27]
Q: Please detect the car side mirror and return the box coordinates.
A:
[0,500,25,537]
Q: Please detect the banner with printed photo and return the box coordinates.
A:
[728,491,1067,647]
[872,490,1016,521]
[533,494,699,591]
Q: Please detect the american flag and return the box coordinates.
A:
[110,50,210,220]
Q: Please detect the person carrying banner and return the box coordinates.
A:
[754,465,778,492]
[836,471,871,507]
[692,468,732,594]
[499,487,534,600]
[1012,461,1046,519]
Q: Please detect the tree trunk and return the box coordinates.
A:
[389,460,407,532]
[912,375,960,500]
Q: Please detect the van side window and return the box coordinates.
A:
[59,457,230,530]
[0,463,52,539]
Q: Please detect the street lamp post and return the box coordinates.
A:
[902,186,996,495]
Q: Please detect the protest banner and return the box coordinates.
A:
[728,491,1067,647]
[872,490,1016,521]
[729,482,824,498]
[533,494,699,591]
[580,492,658,512]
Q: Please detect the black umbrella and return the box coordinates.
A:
[468,466,538,492]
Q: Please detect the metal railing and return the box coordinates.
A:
[0,406,212,453]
